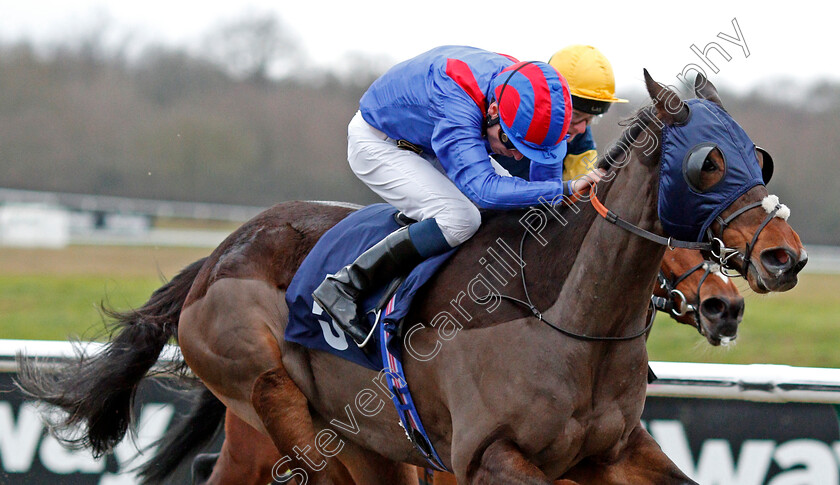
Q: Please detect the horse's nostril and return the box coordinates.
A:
[717,323,738,339]
[760,248,796,273]
[701,297,726,318]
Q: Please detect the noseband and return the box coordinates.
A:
[704,196,787,276]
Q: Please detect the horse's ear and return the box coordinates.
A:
[644,68,689,125]
[694,72,725,109]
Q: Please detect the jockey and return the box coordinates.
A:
[313,45,605,345]
[497,44,628,181]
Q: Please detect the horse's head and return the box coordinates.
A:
[657,248,744,346]
[644,70,807,293]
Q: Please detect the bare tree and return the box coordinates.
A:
[201,11,301,84]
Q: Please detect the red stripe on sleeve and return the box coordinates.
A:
[445,58,486,112]
[496,53,520,63]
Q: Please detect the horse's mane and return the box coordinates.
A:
[597,104,658,171]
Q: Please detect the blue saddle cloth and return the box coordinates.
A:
[284,204,456,371]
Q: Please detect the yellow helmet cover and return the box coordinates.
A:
[549,45,628,115]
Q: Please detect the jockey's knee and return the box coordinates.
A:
[438,204,481,246]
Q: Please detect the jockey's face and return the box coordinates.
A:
[487,102,524,160]
[567,109,595,140]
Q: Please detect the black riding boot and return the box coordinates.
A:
[312,226,424,346]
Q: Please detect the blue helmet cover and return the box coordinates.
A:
[658,99,765,242]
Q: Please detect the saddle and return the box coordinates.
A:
[284,203,455,370]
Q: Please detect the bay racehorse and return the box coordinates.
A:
[133,246,745,485]
[18,71,805,484]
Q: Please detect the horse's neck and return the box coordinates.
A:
[538,149,666,338]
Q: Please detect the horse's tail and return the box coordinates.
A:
[15,257,208,458]
[136,385,225,484]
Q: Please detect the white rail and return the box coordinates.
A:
[0,339,183,373]
[648,361,840,403]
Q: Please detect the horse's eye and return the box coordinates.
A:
[683,143,724,192]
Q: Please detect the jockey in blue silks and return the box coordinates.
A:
[313,45,605,346]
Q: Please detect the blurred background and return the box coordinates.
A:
[1,2,839,367]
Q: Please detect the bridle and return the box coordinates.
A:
[704,199,783,277]
[651,261,719,334]
[496,192,779,343]
[493,109,786,342]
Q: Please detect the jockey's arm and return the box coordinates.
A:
[432,124,573,209]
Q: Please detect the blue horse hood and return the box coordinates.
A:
[658,99,765,242]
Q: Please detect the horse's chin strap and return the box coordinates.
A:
[654,261,716,336]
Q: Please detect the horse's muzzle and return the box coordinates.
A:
[698,295,744,345]
[753,247,808,293]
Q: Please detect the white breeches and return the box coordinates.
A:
[347,111,481,246]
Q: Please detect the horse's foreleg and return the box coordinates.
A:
[430,469,457,485]
[252,365,351,485]
[467,439,557,485]
[561,426,697,485]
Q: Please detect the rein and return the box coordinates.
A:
[495,190,782,343]
[589,191,713,252]
[491,103,784,343]
[590,191,785,277]
[497,228,654,342]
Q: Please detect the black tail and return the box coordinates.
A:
[136,385,226,484]
[15,257,208,457]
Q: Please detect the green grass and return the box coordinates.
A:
[0,274,164,341]
[0,245,208,341]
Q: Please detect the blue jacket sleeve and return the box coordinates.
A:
[424,71,572,209]
[429,102,569,209]
[529,142,568,182]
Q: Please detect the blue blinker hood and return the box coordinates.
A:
[658,99,765,242]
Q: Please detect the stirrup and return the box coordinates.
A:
[359,276,405,348]
[358,310,380,348]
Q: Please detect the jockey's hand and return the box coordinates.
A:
[571,168,606,195]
